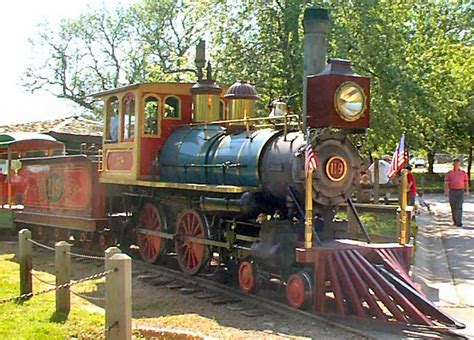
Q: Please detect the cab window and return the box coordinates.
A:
[106,96,119,142]
[122,93,135,141]
[164,96,180,119]
[144,96,160,135]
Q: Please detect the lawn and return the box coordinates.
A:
[336,211,417,242]
[413,172,446,193]
[0,247,104,339]
[413,169,473,193]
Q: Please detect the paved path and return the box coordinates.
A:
[412,193,474,337]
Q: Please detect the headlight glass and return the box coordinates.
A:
[335,82,365,121]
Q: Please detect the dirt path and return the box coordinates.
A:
[0,241,365,339]
[412,193,474,337]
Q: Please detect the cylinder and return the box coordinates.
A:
[302,8,330,126]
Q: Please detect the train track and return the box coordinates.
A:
[132,259,378,339]
[30,240,467,339]
[130,255,466,339]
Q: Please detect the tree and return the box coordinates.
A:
[24,0,473,168]
[23,0,210,120]
[24,6,134,120]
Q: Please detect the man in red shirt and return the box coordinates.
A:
[444,159,470,227]
[406,165,417,206]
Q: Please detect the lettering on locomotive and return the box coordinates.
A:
[325,156,347,182]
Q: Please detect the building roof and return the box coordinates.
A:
[0,133,64,157]
[0,116,103,137]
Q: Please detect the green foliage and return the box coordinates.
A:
[23,0,473,159]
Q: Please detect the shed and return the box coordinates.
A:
[0,116,102,154]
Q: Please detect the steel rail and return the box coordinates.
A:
[133,259,467,339]
[134,259,379,339]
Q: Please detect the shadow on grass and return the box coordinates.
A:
[50,310,69,323]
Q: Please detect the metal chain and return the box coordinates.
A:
[28,238,55,252]
[0,269,114,305]
[28,238,106,261]
[69,269,114,287]
[31,272,56,286]
[71,289,105,301]
[67,250,105,261]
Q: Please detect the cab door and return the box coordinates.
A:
[140,94,162,179]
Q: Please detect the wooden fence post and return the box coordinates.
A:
[105,246,121,260]
[399,169,409,244]
[55,241,71,314]
[106,253,131,340]
[396,208,402,244]
[104,246,122,325]
[18,229,32,297]
[373,158,380,204]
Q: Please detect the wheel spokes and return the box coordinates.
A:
[138,203,164,263]
[175,209,208,274]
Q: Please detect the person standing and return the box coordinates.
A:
[405,165,416,206]
[444,159,469,227]
[368,155,392,202]
[368,155,392,185]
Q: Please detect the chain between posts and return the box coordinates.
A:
[66,251,105,261]
[27,238,55,251]
[71,290,106,301]
[31,272,56,286]
[0,269,115,305]
[27,238,106,261]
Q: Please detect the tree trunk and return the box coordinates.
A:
[427,151,435,174]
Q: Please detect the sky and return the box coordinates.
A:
[0,0,137,126]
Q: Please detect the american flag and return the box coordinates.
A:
[388,133,407,177]
[305,144,319,176]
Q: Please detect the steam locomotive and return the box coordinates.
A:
[14,8,464,329]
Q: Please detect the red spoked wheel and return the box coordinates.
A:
[137,203,167,264]
[174,209,209,275]
[286,272,312,309]
[35,226,50,243]
[97,232,117,252]
[238,261,257,293]
[79,231,93,249]
[54,228,65,242]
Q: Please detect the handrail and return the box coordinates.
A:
[190,113,301,140]
[189,113,301,126]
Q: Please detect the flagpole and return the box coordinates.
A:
[304,128,313,249]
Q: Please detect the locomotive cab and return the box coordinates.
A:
[94,83,229,182]
[94,83,195,181]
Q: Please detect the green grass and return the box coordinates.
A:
[358,212,398,237]
[413,173,446,192]
[414,170,473,193]
[337,211,417,242]
[0,251,104,339]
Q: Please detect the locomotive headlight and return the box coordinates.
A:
[334,81,366,121]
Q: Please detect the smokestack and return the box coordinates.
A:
[302,8,330,127]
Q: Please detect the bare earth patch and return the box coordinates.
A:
[0,241,362,339]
